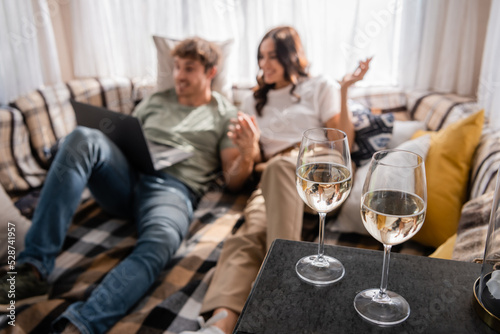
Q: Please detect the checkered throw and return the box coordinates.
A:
[0,188,248,333]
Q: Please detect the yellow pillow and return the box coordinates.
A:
[429,233,457,260]
[412,110,484,248]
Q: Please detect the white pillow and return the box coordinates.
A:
[386,120,426,149]
[327,134,431,235]
[152,35,234,100]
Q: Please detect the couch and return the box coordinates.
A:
[0,77,498,333]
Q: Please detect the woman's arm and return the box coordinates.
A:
[221,112,262,191]
[325,58,372,150]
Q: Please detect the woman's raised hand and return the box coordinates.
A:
[338,57,372,89]
[228,111,261,162]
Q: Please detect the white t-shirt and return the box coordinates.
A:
[241,76,340,159]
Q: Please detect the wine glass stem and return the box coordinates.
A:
[317,212,326,260]
[377,244,392,300]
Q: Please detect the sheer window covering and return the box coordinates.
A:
[0,0,497,129]
[0,0,61,104]
[69,0,403,87]
[397,0,490,97]
[478,0,500,130]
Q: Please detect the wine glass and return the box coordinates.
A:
[354,149,427,325]
[295,128,352,285]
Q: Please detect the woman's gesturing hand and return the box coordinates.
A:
[338,57,373,89]
[228,111,262,162]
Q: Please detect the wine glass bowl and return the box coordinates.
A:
[354,149,426,325]
[296,163,351,214]
[295,128,352,285]
[361,190,426,246]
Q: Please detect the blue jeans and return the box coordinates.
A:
[19,126,196,334]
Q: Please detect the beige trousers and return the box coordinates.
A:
[201,152,304,314]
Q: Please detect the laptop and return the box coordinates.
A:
[71,99,193,174]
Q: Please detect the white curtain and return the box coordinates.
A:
[2,0,494,105]
[0,0,61,104]
[71,0,240,83]
[397,0,490,96]
[478,0,500,130]
[70,0,402,88]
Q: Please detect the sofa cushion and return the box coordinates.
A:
[12,82,76,167]
[429,233,457,260]
[386,120,426,149]
[67,77,135,114]
[132,77,157,104]
[153,35,234,100]
[412,110,484,248]
[452,190,495,262]
[350,102,394,167]
[470,130,500,200]
[0,106,46,192]
[408,92,478,131]
[66,78,104,106]
[97,77,135,114]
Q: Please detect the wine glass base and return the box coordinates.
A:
[295,254,345,286]
[354,288,410,326]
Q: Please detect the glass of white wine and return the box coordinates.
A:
[354,149,427,325]
[295,128,352,285]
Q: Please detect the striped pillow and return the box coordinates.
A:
[132,77,156,105]
[452,191,494,262]
[408,92,478,131]
[11,82,76,167]
[0,106,46,192]
[66,78,104,106]
[67,77,135,114]
[470,130,500,200]
[98,77,134,114]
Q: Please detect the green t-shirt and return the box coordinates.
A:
[133,89,237,195]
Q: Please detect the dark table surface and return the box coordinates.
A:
[234,239,494,334]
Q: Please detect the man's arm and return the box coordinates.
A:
[221,112,261,192]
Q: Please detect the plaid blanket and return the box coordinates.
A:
[0,188,248,334]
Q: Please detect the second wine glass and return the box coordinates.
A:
[354,149,427,325]
[295,128,352,285]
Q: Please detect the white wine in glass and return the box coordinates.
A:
[354,149,427,325]
[295,128,352,285]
